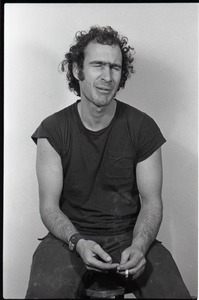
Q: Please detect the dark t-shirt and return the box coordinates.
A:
[32,99,166,236]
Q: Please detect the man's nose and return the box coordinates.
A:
[101,66,112,82]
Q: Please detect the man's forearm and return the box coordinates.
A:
[131,198,163,255]
[40,206,79,244]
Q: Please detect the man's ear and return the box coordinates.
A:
[72,63,79,80]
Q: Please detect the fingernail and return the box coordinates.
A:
[107,256,111,261]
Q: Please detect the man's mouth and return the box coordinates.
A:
[96,86,112,92]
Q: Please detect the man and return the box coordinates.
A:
[26,26,191,298]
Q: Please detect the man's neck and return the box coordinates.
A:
[77,98,117,131]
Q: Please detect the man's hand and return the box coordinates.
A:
[76,239,119,272]
[117,245,146,280]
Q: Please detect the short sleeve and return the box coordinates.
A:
[31,114,64,156]
[137,114,166,163]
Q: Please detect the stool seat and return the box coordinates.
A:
[81,272,125,299]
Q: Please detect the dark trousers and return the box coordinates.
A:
[25,232,191,299]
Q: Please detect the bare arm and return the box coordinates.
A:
[117,148,163,278]
[36,138,118,271]
[132,147,163,253]
[36,138,78,243]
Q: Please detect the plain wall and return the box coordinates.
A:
[4,3,198,298]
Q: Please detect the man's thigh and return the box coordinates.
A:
[131,240,191,299]
[25,233,87,299]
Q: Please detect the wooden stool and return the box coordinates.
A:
[81,272,125,299]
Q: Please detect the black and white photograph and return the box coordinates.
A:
[4,3,198,299]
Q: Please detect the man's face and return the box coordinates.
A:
[77,42,122,108]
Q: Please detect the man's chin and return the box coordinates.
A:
[82,92,115,109]
[93,97,115,108]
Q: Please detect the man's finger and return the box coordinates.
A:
[118,251,143,271]
[86,265,105,272]
[117,258,145,276]
[92,244,112,263]
[117,261,132,273]
[131,265,145,280]
[119,250,130,265]
[90,257,119,270]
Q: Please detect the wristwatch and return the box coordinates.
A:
[68,233,84,252]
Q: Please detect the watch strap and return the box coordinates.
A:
[68,233,84,252]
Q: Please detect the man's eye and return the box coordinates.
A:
[92,63,102,67]
[112,66,121,71]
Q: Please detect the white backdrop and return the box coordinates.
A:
[4,3,198,298]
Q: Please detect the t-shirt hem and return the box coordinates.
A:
[137,138,166,163]
[31,135,62,157]
[76,227,135,237]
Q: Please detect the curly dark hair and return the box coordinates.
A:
[60,26,135,96]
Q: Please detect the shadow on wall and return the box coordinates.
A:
[161,139,198,247]
[121,53,192,136]
[122,51,198,239]
[159,139,198,297]
[120,53,198,296]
